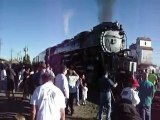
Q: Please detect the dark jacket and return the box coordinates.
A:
[112,99,142,120]
[6,68,15,80]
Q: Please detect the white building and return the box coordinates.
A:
[130,37,153,65]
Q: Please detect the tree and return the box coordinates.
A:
[23,54,31,65]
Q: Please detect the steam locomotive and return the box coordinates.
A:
[33,22,135,87]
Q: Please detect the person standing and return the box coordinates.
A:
[138,71,155,120]
[112,74,141,120]
[82,83,88,105]
[148,69,158,89]
[121,77,140,106]
[46,64,55,83]
[55,65,69,111]
[98,69,117,120]
[6,64,16,99]
[66,69,79,115]
[0,61,7,93]
[76,77,81,106]
[23,67,30,100]
[30,71,65,120]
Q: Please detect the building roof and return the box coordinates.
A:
[140,46,153,51]
[138,63,157,68]
[137,37,151,41]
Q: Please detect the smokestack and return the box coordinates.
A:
[97,0,115,23]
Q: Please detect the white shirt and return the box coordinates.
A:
[55,73,69,98]
[82,86,88,100]
[1,69,7,81]
[121,87,140,106]
[30,81,65,120]
[68,76,79,87]
[18,69,24,81]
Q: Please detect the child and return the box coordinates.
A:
[82,83,88,105]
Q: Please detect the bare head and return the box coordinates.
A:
[142,72,148,81]
[41,70,54,83]
[152,69,155,74]
[60,65,68,75]
[67,69,73,75]
[41,63,46,69]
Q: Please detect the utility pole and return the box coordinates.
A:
[11,48,13,63]
[19,51,21,62]
[0,39,2,58]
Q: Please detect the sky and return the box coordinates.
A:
[0,0,160,66]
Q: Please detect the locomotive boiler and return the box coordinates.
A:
[33,22,135,88]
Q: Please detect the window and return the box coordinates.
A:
[145,42,146,45]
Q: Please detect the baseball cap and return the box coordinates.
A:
[131,78,139,87]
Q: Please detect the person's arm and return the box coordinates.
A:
[108,78,117,88]
[79,78,84,88]
[30,88,38,120]
[132,90,140,106]
[64,76,69,98]
[73,70,79,80]
[148,83,156,99]
[60,108,65,120]
[31,105,37,120]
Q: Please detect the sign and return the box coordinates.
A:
[129,62,137,72]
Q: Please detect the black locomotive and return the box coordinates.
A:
[33,22,135,88]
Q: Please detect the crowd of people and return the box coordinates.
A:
[98,67,158,120]
[0,61,88,120]
[0,60,159,120]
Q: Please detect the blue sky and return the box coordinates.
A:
[0,0,160,66]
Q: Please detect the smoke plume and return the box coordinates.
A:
[63,10,74,36]
[97,0,115,23]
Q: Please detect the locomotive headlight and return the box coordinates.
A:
[123,51,128,57]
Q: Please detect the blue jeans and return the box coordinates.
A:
[139,105,151,120]
[76,87,79,103]
[98,91,111,120]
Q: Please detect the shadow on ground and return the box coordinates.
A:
[0,97,31,120]
[66,116,97,120]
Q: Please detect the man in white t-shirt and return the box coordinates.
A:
[55,65,69,99]
[30,70,65,120]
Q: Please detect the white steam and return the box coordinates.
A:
[63,10,74,36]
[97,0,115,23]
